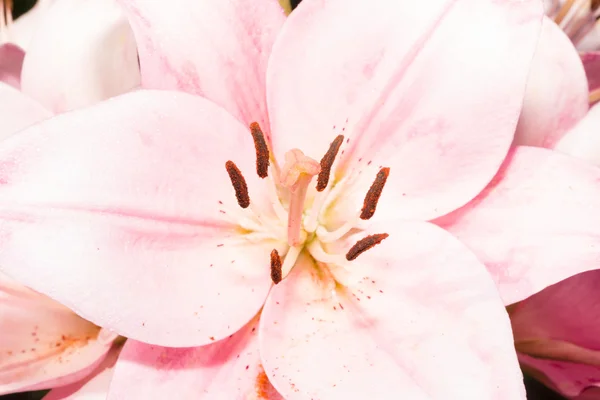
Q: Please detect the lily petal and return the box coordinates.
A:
[581,51,600,103]
[267,0,542,221]
[437,146,600,305]
[108,317,282,399]
[509,270,600,397]
[0,90,273,347]
[260,221,525,399]
[118,0,285,130]
[0,43,24,89]
[44,343,122,400]
[0,273,116,394]
[0,82,51,140]
[555,102,600,165]
[20,0,140,113]
[514,17,588,148]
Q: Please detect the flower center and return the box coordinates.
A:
[224,122,390,285]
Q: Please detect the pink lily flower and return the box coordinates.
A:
[4,0,600,397]
[497,15,600,400]
[0,272,118,395]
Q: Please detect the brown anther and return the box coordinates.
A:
[346,233,389,261]
[250,122,270,178]
[360,167,390,220]
[225,160,250,208]
[316,135,344,192]
[270,249,282,284]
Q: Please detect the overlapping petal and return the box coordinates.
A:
[108,317,282,399]
[0,82,51,139]
[0,43,25,89]
[438,146,600,305]
[514,17,588,148]
[260,221,525,399]
[581,52,600,98]
[118,0,285,131]
[0,90,274,347]
[267,0,542,221]
[20,0,140,113]
[44,344,122,400]
[0,273,116,394]
[554,102,600,165]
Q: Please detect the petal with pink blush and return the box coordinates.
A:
[555,103,600,165]
[0,82,51,139]
[437,146,600,305]
[20,0,140,113]
[0,43,25,89]
[108,317,282,400]
[508,270,600,397]
[260,221,525,400]
[44,344,122,400]
[268,0,542,221]
[581,52,600,103]
[118,0,285,131]
[514,17,588,148]
[0,90,274,347]
[0,273,116,394]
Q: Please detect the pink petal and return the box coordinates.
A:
[267,0,542,221]
[0,273,116,394]
[0,90,274,347]
[20,0,140,113]
[44,344,122,400]
[581,52,600,96]
[519,354,600,398]
[0,43,25,89]
[260,221,525,399]
[555,102,600,165]
[118,0,285,130]
[437,146,600,305]
[108,317,282,399]
[514,17,589,148]
[509,270,600,397]
[0,82,51,139]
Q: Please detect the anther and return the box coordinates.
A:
[270,249,282,284]
[316,135,344,192]
[250,122,270,178]
[345,233,389,261]
[360,167,390,220]
[225,160,250,208]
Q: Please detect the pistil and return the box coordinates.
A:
[279,149,320,246]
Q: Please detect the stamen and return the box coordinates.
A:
[250,122,270,178]
[360,167,390,220]
[225,160,250,209]
[270,249,282,284]
[346,233,389,261]
[316,135,344,192]
[555,0,577,24]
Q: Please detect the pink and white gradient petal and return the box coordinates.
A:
[108,317,282,399]
[555,103,600,165]
[0,43,24,89]
[514,17,588,148]
[0,90,274,347]
[0,273,116,395]
[0,82,51,139]
[44,344,122,400]
[267,0,542,221]
[260,221,525,400]
[438,146,600,305]
[118,0,285,132]
[20,0,140,113]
